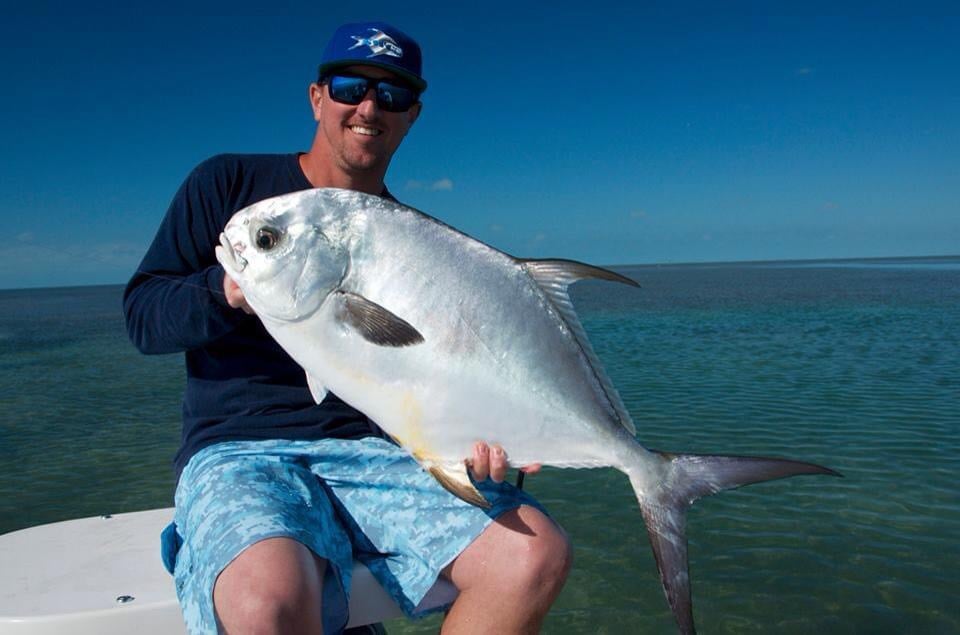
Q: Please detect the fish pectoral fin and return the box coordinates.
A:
[334,291,425,347]
[305,373,328,404]
[426,461,491,509]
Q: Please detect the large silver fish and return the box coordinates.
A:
[215,188,839,634]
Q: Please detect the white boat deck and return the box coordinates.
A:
[0,508,457,634]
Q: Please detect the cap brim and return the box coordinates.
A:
[318,60,427,92]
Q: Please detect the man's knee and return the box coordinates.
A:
[213,537,326,633]
[505,507,573,592]
[463,506,573,596]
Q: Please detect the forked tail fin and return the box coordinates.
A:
[629,452,841,634]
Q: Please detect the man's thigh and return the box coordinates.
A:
[169,440,354,634]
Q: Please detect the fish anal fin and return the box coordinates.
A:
[335,291,425,347]
[428,462,491,509]
[520,258,639,288]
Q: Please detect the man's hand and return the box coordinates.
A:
[223,273,255,314]
[468,441,542,483]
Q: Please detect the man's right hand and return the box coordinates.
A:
[223,273,255,314]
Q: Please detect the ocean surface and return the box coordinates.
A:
[1,256,957,633]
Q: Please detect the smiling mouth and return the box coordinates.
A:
[349,124,382,137]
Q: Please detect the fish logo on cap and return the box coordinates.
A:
[348,28,403,59]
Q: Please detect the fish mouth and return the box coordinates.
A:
[216,232,247,274]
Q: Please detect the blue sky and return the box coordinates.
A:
[1,2,957,289]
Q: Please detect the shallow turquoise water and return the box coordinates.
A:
[1,257,957,633]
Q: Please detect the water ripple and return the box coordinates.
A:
[3,262,959,634]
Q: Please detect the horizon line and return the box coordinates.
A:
[1,253,957,293]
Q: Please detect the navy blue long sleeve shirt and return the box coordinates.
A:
[123,153,377,477]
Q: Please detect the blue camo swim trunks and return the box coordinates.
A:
[162,436,545,634]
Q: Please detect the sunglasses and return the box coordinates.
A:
[324,74,420,113]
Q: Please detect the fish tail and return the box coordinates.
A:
[627,451,840,634]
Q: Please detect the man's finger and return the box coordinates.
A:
[489,444,508,483]
[223,273,255,314]
[470,442,490,481]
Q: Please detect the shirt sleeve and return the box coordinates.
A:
[123,158,249,354]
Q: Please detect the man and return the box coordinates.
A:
[124,21,571,634]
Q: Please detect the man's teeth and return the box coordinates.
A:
[350,125,381,136]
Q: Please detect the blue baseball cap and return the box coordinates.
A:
[318,21,426,92]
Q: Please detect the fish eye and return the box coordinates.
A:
[255,227,280,250]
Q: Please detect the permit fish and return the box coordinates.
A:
[215,188,839,634]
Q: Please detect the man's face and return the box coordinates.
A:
[311,65,421,177]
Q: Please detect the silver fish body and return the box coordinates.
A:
[216,188,838,634]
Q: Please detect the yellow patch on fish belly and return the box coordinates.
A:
[393,392,490,508]
[397,391,431,457]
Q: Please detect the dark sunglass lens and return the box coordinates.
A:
[377,82,417,112]
[329,76,370,105]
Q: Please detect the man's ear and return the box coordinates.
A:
[407,101,422,126]
[309,83,324,121]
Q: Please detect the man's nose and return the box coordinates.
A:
[355,87,380,116]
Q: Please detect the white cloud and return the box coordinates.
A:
[630,210,648,220]
[796,67,814,76]
[489,224,503,232]
[16,232,33,243]
[86,242,144,263]
[405,178,454,192]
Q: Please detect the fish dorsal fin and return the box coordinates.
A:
[305,373,328,404]
[426,461,491,509]
[521,258,640,289]
[335,291,425,347]
[520,258,638,436]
